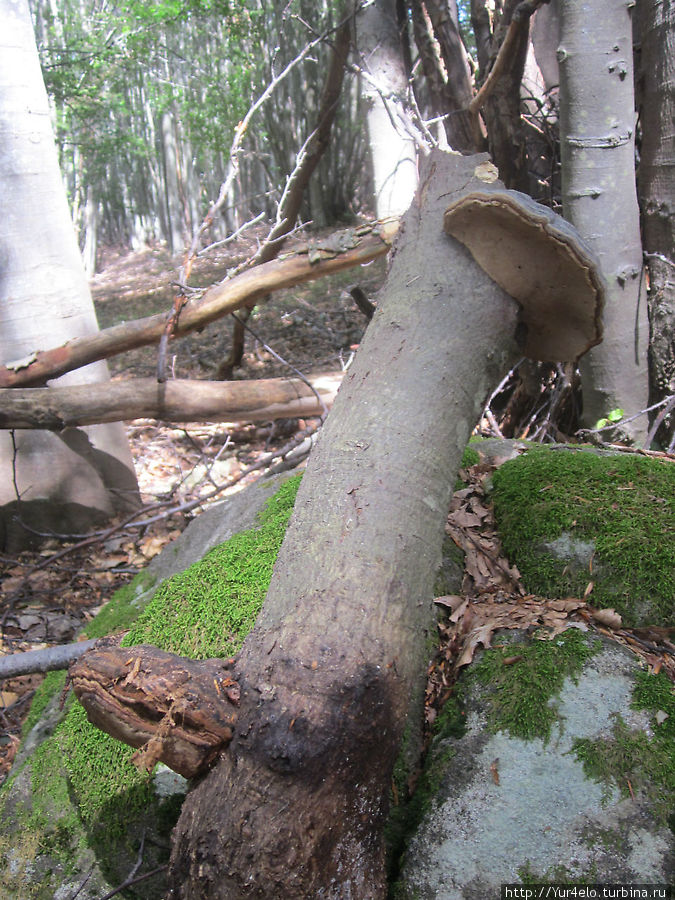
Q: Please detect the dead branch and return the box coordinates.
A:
[0,220,397,389]
[218,15,352,376]
[0,373,342,429]
[69,641,239,777]
[468,0,547,117]
[0,639,98,680]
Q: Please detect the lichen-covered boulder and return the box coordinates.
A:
[396,630,675,898]
[0,474,300,899]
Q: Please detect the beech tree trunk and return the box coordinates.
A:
[355,0,419,217]
[559,0,649,442]
[0,0,139,551]
[166,151,521,898]
[637,0,675,446]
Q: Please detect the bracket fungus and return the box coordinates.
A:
[443,188,605,363]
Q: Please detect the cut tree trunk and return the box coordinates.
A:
[164,151,521,897]
[0,373,341,429]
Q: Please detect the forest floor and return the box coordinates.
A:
[2,232,673,785]
[0,229,388,778]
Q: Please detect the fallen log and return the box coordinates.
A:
[0,221,396,389]
[0,372,341,429]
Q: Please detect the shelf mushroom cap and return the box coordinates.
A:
[443,188,605,362]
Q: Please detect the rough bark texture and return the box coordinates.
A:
[559,0,649,442]
[638,0,675,445]
[478,0,532,191]
[70,642,239,778]
[0,0,139,551]
[166,151,521,898]
[410,0,480,152]
[0,373,341,429]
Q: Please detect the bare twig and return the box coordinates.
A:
[0,640,99,680]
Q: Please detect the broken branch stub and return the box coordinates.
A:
[443,188,605,362]
[69,641,239,778]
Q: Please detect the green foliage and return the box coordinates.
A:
[595,408,624,430]
[492,448,675,626]
[573,670,675,827]
[471,630,600,742]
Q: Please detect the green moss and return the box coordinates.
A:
[84,569,156,639]
[573,670,675,826]
[492,448,675,626]
[461,446,480,468]
[10,475,302,881]
[21,670,66,739]
[516,862,597,885]
[386,690,468,892]
[470,629,600,741]
[121,474,300,657]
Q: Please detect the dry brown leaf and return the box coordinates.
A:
[589,607,622,629]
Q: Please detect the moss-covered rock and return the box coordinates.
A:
[397,632,675,897]
[491,447,675,626]
[0,475,301,899]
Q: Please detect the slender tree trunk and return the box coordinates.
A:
[167,151,521,899]
[355,0,419,217]
[637,0,675,446]
[479,0,532,191]
[410,0,479,152]
[0,0,139,551]
[161,108,185,253]
[559,0,649,442]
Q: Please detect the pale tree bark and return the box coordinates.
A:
[160,107,186,254]
[637,0,675,446]
[354,0,419,217]
[559,0,649,442]
[0,0,139,551]
[163,151,521,898]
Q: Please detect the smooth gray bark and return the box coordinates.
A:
[0,0,139,550]
[167,151,521,898]
[355,0,419,217]
[559,0,649,442]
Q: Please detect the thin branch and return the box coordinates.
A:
[0,639,98,680]
[468,0,546,116]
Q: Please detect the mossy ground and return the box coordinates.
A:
[492,448,675,626]
[0,475,301,890]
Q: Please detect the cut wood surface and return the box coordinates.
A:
[0,220,396,389]
[0,373,342,429]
